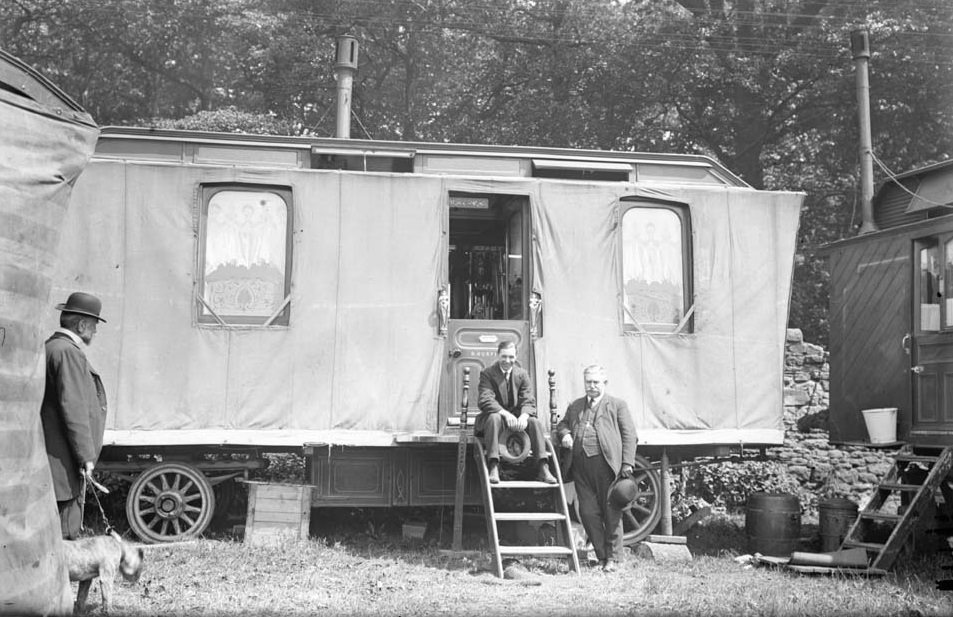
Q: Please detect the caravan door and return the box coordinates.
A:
[440,193,532,430]
[911,237,953,441]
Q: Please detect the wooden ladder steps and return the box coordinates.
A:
[494,512,566,522]
[499,545,575,557]
[859,511,901,522]
[843,540,885,552]
[878,482,922,492]
[838,445,953,571]
[491,480,562,489]
[472,439,581,578]
[894,454,940,463]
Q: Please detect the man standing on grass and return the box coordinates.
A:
[40,291,108,539]
[556,364,638,572]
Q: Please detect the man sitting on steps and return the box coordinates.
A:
[475,341,557,485]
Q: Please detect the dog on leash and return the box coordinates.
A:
[63,531,144,614]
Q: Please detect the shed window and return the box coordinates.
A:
[620,203,693,333]
[198,185,292,326]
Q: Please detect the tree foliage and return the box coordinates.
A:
[3,0,951,343]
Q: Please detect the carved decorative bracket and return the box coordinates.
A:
[529,291,542,339]
[438,285,450,337]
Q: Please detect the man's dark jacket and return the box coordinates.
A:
[475,361,536,434]
[40,332,107,501]
[555,394,637,482]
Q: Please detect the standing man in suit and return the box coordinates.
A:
[556,364,638,571]
[40,292,108,539]
[476,341,556,485]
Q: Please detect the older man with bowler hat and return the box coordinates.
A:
[40,291,108,539]
[556,364,637,572]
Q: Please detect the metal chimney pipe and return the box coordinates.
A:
[334,35,359,139]
[851,29,878,234]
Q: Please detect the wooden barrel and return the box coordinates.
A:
[819,497,858,552]
[0,49,98,616]
[745,492,801,557]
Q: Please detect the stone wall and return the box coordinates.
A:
[770,328,893,511]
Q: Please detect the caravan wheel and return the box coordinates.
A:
[126,462,216,543]
[621,455,662,545]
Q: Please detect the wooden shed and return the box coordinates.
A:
[826,160,953,445]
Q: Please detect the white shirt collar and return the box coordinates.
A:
[589,394,603,408]
[56,327,85,348]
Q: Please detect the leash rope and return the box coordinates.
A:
[83,472,114,534]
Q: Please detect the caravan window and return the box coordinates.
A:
[620,202,693,333]
[197,185,292,326]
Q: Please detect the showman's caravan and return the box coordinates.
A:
[48,33,802,548]
[51,123,803,544]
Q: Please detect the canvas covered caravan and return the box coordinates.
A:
[53,127,803,542]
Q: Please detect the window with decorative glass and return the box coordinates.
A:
[620,201,693,333]
[197,185,292,326]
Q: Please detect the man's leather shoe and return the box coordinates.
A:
[487,460,500,484]
[602,561,618,573]
[537,463,557,484]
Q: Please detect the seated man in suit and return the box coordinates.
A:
[475,341,557,485]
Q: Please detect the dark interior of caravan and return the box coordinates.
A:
[448,193,529,322]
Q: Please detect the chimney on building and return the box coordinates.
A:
[334,35,359,139]
[851,28,878,234]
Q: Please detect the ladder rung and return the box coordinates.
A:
[498,545,574,556]
[842,540,885,552]
[494,512,567,522]
[895,454,939,463]
[860,512,901,522]
[492,480,562,489]
[879,483,922,492]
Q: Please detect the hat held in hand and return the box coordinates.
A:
[607,476,639,510]
[56,291,106,323]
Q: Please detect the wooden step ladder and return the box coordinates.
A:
[841,444,953,571]
[473,439,581,577]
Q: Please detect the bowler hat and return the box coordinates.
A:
[607,476,639,510]
[55,291,106,323]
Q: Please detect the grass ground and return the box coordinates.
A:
[75,511,953,617]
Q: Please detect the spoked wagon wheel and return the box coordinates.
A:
[621,454,662,546]
[126,462,216,543]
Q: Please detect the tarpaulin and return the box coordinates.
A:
[0,50,98,617]
[56,151,801,449]
[530,182,802,445]
[54,165,445,443]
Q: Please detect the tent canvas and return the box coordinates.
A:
[0,50,99,616]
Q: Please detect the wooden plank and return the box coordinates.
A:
[254,497,309,512]
[491,480,562,489]
[254,486,309,501]
[252,510,307,524]
[498,545,574,556]
[494,512,566,522]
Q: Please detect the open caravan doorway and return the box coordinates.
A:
[440,193,533,430]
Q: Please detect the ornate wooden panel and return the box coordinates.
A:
[310,447,391,506]
[408,446,481,506]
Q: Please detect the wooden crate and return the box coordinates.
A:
[243,481,313,546]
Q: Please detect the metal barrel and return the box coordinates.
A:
[745,492,801,557]
[819,497,858,552]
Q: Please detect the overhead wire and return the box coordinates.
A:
[870,150,953,208]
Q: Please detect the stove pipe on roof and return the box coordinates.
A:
[334,35,359,140]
